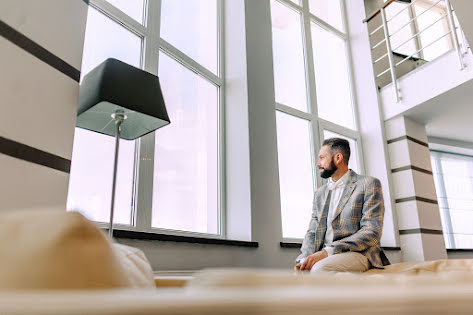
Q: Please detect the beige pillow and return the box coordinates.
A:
[365,259,473,275]
[112,243,155,288]
[0,209,153,290]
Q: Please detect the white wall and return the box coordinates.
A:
[345,0,399,247]
[380,49,473,120]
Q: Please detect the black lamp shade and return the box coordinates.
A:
[76,58,170,140]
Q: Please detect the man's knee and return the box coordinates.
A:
[310,252,370,273]
[310,258,341,273]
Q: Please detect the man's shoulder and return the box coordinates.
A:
[356,174,382,188]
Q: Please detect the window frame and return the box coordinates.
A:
[272,0,365,242]
[81,0,226,239]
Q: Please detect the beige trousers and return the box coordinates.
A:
[310,252,370,273]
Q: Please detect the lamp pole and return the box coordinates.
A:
[109,110,127,239]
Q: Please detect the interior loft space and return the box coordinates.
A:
[1,0,473,313]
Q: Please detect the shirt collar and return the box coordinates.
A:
[327,170,350,190]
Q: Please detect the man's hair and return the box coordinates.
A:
[322,138,350,165]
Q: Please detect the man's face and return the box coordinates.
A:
[317,145,337,179]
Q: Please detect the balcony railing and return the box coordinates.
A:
[364,0,466,102]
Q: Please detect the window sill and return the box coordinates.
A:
[109,229,259,248]
[279,242,401,251]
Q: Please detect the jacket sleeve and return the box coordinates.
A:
[296,192,319,263]
[331,178,384,254]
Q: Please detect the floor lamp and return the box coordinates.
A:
[76,58,170,238]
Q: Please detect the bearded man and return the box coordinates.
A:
[295,138,390,273]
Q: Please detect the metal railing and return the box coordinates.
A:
[364,0,464,102]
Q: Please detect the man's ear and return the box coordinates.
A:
[335,152,344,165]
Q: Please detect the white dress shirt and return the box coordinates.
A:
[323,170,350,256]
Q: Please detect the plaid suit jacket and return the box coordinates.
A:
[296,170,389,268]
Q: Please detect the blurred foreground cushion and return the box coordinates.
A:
[364,259,473,275]
[112,243,155,288]
[0,209,154,290]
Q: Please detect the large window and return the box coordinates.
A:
[270,0,363,239]
[431,150,473,249]
[68,0,223,236]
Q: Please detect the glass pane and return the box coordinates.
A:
[160,0,218,73]
[452,234,473,249]
[153,52,218,234]
[431,151,473,249]
[431,153,454,248]
[449,210,473,234]
[81,7,142,78]
[440,156,473,201]
[386,2,418,57]
[312,23,355,129]
[271,0,308,112]
[414,2,451,61]
[323,130,360,173]
[309,0,344,31]
[67,128,135,225]
[105,0,145,23]
[277,112,314,239]
[68,7,141,224]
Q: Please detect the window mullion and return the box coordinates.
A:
[134,133,155,232]
[217,0,226,237]
[159,39,223,86]
[143,0,161,74]
[276,0,303,11]
[317,118,359,139]
[276,103,314,121]
[309,12,346,40]
[302,0,322,190]
[134,0,161,233]
[90,0,148,37]
[340,0,365,174]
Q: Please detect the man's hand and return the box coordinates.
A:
[294,263,301,271]
[300,249,328,271]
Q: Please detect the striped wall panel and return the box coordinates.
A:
[385,116,447,262]
[0,0,88,211]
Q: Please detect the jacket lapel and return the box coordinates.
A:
[333,171,358,220]
[316,185,329,220]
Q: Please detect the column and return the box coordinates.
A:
[385,116,447,261]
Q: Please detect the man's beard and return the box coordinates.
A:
[320,158,337,179]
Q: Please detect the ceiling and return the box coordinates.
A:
[404,77,473,144]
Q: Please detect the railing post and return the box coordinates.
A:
[380,7,400,103]
[445,0,464,70]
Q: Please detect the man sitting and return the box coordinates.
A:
[295,138,389,273]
